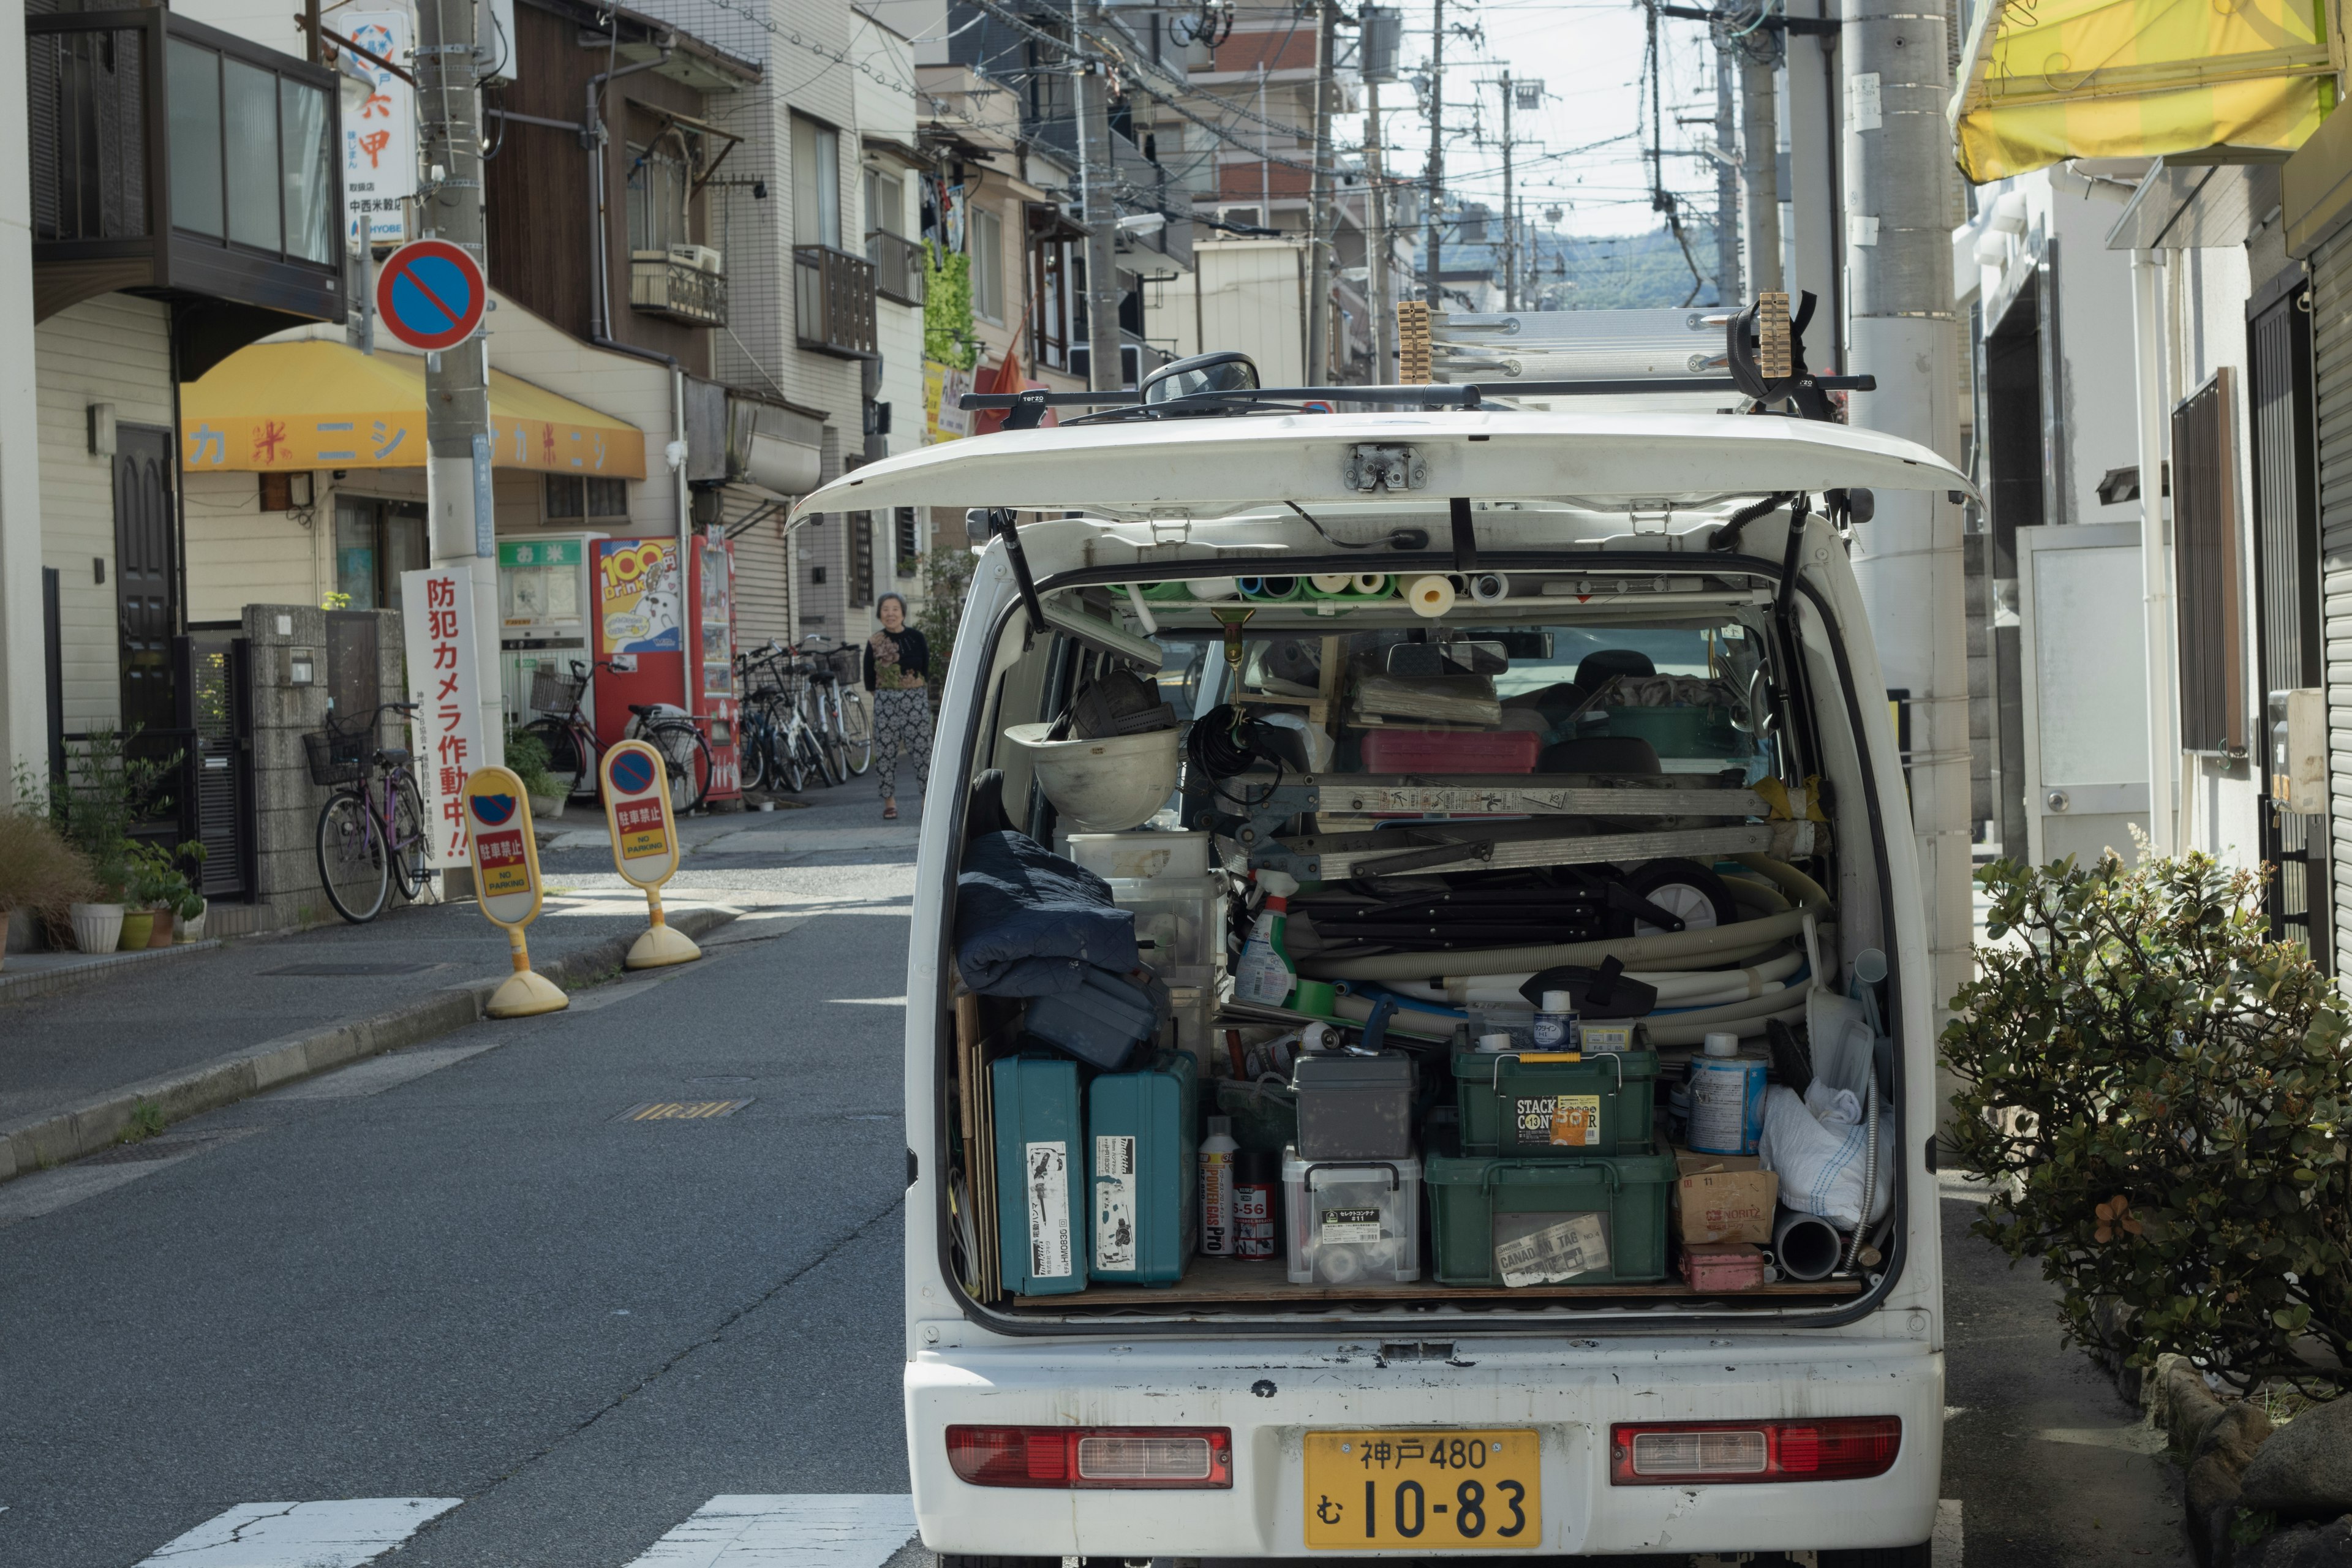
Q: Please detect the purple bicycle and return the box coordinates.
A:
[306,701,434,924]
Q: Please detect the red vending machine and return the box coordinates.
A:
[591,533,741,807]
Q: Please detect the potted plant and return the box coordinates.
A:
[125,840,204,949]
[507,726,566,820]
[175,888,208,944]
[50,728,178,953]
[0,805,99,970]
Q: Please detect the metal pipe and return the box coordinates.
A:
[1773,1207,1842,1281]
[586,45,673,349]
[2132,247,2178,853]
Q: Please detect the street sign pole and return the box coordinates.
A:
[599,739,702,969]
[415,0,502,783]
[462,767,569,1017]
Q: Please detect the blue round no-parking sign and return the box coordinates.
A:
[375,239,486,352]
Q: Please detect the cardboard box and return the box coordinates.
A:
[1672,1150,1777,1245]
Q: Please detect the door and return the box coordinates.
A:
[2018,522,2152,865]
[178,629,254,900]
[114,423,177,736]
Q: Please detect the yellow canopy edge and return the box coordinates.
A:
[179,339,649,479]
[1951,0,2342,183]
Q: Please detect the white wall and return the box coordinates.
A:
[37,296,175,734]
[1147,238,1308,385]
[0,0,47,799]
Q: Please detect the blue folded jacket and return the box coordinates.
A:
[955,829,1140,996]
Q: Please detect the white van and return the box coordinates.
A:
[794,390,1962,1564]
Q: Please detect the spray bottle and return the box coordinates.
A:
[1235,870,1300,1008]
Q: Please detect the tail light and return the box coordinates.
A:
[946,1426,1233,1489]
[1609,1418,1901,1485]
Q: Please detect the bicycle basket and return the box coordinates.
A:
[303,723,369,787]
[824,646,862,683]
[531,666,586,714]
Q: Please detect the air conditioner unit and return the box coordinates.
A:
[668,244,723,274]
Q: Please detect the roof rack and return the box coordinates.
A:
[960,290,1860,430]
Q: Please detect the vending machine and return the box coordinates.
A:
[590,531,741,806]
[496,533,605,728]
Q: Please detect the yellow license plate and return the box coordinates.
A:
[1302,1428,1541,1550]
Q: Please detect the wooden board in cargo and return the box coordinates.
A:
[463,767,543,925]
[599,740,680,884]
[1302,1428,1540,1550]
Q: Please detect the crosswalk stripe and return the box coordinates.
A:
[624,1494,917,1568]
[134,1498,461,1567]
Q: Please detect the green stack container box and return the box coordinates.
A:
[1451,1049,1661,1157]
[1425,1150,1678,1286]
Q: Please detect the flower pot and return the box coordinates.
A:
[147,907,175,948]
[529,793,565,820]
[176,906,207,944]
[116,907,154,951]
[69,902,124,954]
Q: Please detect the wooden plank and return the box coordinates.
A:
[1004,1254,1861,1308]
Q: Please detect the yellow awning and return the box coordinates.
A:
[1951,0,2342,183]
[178,339,648,479]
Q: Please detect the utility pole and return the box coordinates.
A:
[1422,0,1444,307]
[1365,72,1394,381]
[415,0,502,766]
[1712,41,1740,305]
[1842,0,1969,1071]
[1305,0,1336,381]
[1739,43,1782,293]
[1498,71,1514,312]
[1073,0,1125,393]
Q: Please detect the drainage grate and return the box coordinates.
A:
[616,1098,754,1122]
[260,962,440,977]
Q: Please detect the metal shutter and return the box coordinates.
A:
[2310,231,2352,973]
[2173,368,2247,754]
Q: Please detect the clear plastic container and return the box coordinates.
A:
[1067,831,1212,882]
[1282,1148,1423,1286]
[1108,875,1226,971]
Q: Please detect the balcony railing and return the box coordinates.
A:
[866,229,927,307]
[630,249,728,326]
[794,243,877,360]
[25,9,343,350]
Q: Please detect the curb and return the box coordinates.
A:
[0,939,228,1006]
[0,905,741,1186]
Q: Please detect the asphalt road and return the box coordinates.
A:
[0,788,2190,1568]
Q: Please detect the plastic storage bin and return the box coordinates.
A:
[1022,967,1158,1070]
[991,1055,1088,1296]
[1106,875,1225,971]
[1360,728,1540,774]
[1451,1049,1660,1156]
[1424,1150,1677,1286]
[1291,1050,1417,1159]
[1283,1148,1422,1285]
[1087,1051,1198,1285]
[1067,831,1213,882]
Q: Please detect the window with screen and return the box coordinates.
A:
[545,474,630,521]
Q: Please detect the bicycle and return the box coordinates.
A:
[798,636,873,780]
[307,701,434,924]
[518,660,714,815]
[739,641,835,793]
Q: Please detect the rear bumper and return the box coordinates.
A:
[906,1335,1942,1556]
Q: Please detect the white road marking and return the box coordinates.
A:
[135,1498,459,1566]
[829,997,907,1007]
[2034,1424,2169,1454]
[266,1042,500,1101]
[1934,1497,1963,1568]
[624,1494,917,1568]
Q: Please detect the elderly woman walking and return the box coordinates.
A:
[865,592,932,820]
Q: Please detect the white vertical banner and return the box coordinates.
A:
[342,11,418,246]
[402,567,486,870]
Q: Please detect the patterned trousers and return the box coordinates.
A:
[873,687,933,801]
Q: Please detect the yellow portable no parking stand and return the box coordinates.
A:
[600,739,701,969]
[463,766,570,1017]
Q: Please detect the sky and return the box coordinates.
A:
[1338,0,1736,241]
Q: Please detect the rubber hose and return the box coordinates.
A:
[1733,852,1831,911]
[1298,908,1814,981]
[1645,1002,1807,1047]
[1638,986,1817,1027]
[1327,990,1462,1042]
[1724,875,1793,914]
[1393,949,1803,1008]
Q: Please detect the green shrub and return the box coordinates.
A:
[1942,850,2352,1393]
[916,544,978,688]
[922,243,979,371]
[0,809,98,920]
[505,726,560,799]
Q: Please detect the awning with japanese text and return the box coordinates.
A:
[1951,0,2340,183]
[178,339,648,478]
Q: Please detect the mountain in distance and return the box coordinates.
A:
[1523,224,1727,311]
